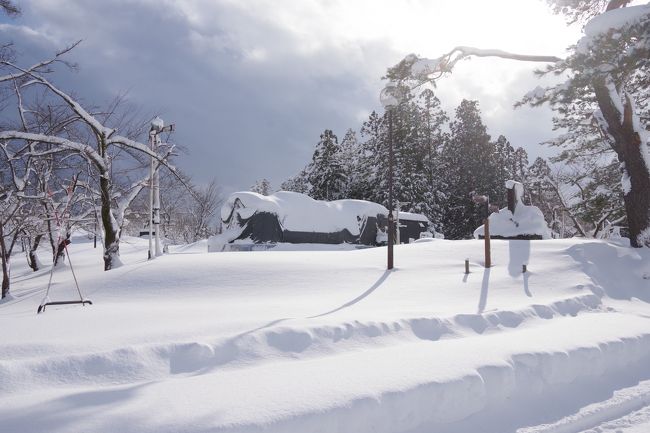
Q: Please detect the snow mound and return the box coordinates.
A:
[475,180,551,240]
[474,205,552,240]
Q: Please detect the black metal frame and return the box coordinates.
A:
[37,299,92,314]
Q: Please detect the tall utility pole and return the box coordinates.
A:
[387,110,394,269]
[148,117,174,260]
[380,81,404,270]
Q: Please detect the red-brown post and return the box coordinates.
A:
[484,217,491,268]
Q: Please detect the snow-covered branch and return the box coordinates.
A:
[0,131,108,173]
[13,69,114,138]
[390,47,562,87]
[0,40,80,83]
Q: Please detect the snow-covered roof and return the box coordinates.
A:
[222,191,388,235]
[397,211,430,223]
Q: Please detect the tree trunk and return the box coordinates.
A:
[100,175,120,270]
[44,202,56,255]
[27,234,43,272]
[621,143,650,247]
[53,234,69,267]
[1,222,9,298]
[593,79,650,247]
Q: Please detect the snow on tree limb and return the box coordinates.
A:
[114,146,175,229]
[0,131,108,172]
[390,47,562,88]
[11,67,114,138]
[107,135,176,169]
[108,134,200,201]
[0,40,80,84]
[448,46,562,63]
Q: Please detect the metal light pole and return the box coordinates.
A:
[148,117,174,260]
[380,81,403,270]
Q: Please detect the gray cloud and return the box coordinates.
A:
[2,0,574,193]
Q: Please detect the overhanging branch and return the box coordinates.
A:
[394,47,563,86]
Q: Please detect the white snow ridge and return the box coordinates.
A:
[1,233,650,433]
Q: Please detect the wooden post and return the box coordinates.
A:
[522,264,527,273]
[507,187,516,213]
[484,217,491,268]
[465,258,470,274]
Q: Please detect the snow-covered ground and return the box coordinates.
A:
[1,234,650,433]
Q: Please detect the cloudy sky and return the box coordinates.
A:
[1,0,583,193]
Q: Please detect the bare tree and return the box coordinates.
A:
[0,0,19,17]
[188,180,222,242]
[0,43,185,272]
[126,170,222,244]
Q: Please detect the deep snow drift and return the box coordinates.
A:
[1,235,650,433]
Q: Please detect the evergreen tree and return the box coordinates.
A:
[441,100,496,239]
[520,1,650,246]
[281,169,310,194]
[417,90,449,232]
[357,89,449,233]
[489,135,529,204]
[359,111,387,204]
[339,128,361,199]
[526,157,566,236]
[251,178,272,195]
[307,129,347,201]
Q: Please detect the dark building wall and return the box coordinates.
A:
[398,219,430,244]
[232,211,388,246]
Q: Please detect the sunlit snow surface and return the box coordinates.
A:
[1,234,650,433]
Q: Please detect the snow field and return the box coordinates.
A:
[1,236,649,432]
[520,379,650,433]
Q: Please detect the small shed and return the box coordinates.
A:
[397,211,433,243]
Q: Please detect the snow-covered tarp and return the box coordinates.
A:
[209,191,391,251]
[222,191,388,233]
